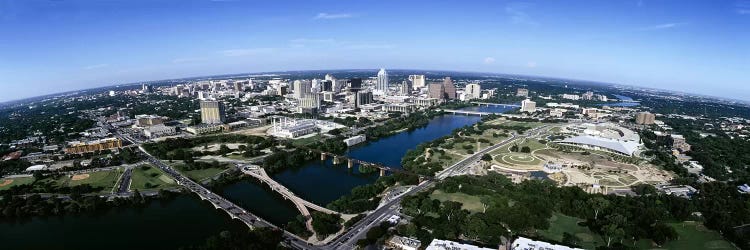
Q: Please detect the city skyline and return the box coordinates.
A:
[1,0,748,102]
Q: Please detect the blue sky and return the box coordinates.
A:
[0,0,748,102]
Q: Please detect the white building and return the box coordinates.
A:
[293,80,312,99]
[465,83,481,100]
[343,135,366,146]
[521,99,536,113]
[510,237,583,250]
[409,75,426,89]
[377,68,389,94]
[562,94,580,100]
[425,239,494,250]
[386,235,421,250]
[143,125,176,138]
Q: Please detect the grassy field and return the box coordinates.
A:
[538,213,604,249]
[67,169,122,190]
[635,221,736,250]
[175,164,229,182]
[130,166,177,191]
[291,134,322,147]
[0,177,35,191]
[430,190,485,213]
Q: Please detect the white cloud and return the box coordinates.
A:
[639,22,687,31]
[505,2,538,26]
[313,13,353,20]
[526,61,537,68]
[483,57,496,64]
[84,64,108,70]
[219,48,275,57]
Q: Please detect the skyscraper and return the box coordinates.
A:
[400,80,412,95]
[348,78,362,91]
[293,80,312,99]
[200,99,226,124]
[377,68,389,93]
[428,83,445,100]
[408,75,426,89]
[442,77,457,100]
[521,99,536,113]
[465,83,481,99]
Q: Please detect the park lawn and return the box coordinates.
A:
[291,134,322,147]
[67,169,122,191]
[538,213,604,249]
[428,150,463,167]
[504,120,544,129]
[175,164,229,182]
[130,166,177,191]
[634,221,736,250]
[0,177,35,191]
[430,190,485,213]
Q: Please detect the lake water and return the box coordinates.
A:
[0,195,246,249]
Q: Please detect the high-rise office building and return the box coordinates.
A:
[409,75,426,89]
[200,99,226,124]
[521,99,536,113]
[233,81,244,92]
[635,112,656,125]
[465,83,481,99]
[321,80,333,92]
[428,83,445,100]
[141,84,153,93]
[348,78,362,91]
[357,91,374,107]
[293,80,312,99]
[276,85,288,96]
[376,68,389,93]
[400,80,412,95]
[442,77,457,100]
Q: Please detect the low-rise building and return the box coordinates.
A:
[386,235,421,250]
[143,125,177,138]
[657,185,698,199]
[510,237,583,250]
[425,239,494,250]
[343,135,366,147]
[385,103,416,113]
[64,138,122,154]
[186,124,224,135]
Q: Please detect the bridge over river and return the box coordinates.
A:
[239,165,340,232]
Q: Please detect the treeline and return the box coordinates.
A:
[397,174,750,249]
[326,173,419,214]
[0,189,176,220]
[664,118,750,183]
[261,150,315,174]
[143,134,274,160]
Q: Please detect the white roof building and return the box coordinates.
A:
[511,237,583,250]
[425,239,494,250]
[26,165,48,171]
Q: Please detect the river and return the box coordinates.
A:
[0,107,512,248]
[0,195,246,249]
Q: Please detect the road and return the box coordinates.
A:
[325,125,549,249]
